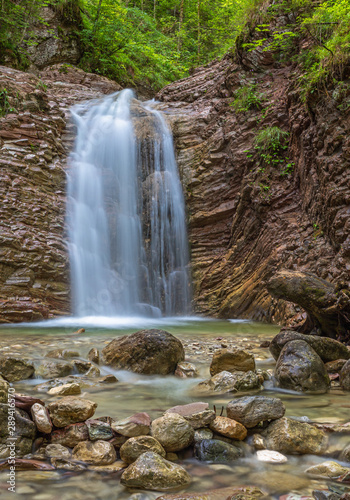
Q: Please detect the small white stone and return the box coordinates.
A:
[256,449,287,463]
[31,403,52,434]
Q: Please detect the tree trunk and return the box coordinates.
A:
[92,0,103,35]
[267,270,350,343]
[177,0,184,51]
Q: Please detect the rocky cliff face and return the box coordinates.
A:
[1,13,349,325]
[0,64,120,322]
[157,51,350,324]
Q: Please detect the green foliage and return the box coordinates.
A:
[254,126,289,169]
[299,0,350,99]
[231,83,265,113]
[255,126,289,154]
[0,88,15,117]
[36,79,48,92]
[77,0,264,90]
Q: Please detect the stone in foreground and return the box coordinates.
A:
[112,412,151,437]
[120,436,166,464]
[256,450,287,463]
[102,329,185,375]
[269,330,350,363]
[30,403,52,434]
[209,416,247,441]
[275,340,330,393]
[165,402,216,429]
[51,422,89,448]
[47,396,97,428]
[194,439,242,463]
[226,395,285,428]
[0,404,36,458]
[72,440,116,465]
[196,370,262,394]
[0,356,34,382]
[45,444,71,461]
[305,461,350,478]
[210,348,255,376]
[263,417,328,455]
[151,413,194,452]
[121,451,191,491]
[48,382,81,396]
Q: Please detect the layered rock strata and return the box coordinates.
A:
[0,64,120,322]
[157,49,350,323]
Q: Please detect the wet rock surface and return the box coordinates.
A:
[340,360,350,391]
[210,348,255,376]
[120,436,166,464]
[47,396,97,427]
[270,331,350,363]
[121,451,192,491]
[274,340,330,393]
[151,413,194,452]
[0,356,34,382]
[209,416,247,441]
[226,395,285,428]
[197,370,262,394]
[194,439,243,463]
[263,417,328,455]
[0,404,36,457]
[102,329,185,375]
[72,440,117,465]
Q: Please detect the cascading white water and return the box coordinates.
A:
[66,90,191,317]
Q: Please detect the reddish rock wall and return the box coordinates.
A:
[157,53,350,324]
[0,65,120,322]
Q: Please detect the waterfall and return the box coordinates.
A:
[66,90,191,317]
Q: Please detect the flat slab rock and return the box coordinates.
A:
[101,329,185,375]
[165,403,215,429]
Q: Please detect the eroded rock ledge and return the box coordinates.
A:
[156,49,350,325]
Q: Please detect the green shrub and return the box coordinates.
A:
[231,83,265,113]
[254,126,289,168]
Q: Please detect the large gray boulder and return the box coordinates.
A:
[274,340,330,393]
[102,329,185,375]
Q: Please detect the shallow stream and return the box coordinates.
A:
[0,318,349,499]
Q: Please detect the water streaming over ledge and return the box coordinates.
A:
[66,89,191,318]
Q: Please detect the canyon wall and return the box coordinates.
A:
[157,49,350,324]
[0,65,120,322]
[0,8,349,324]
